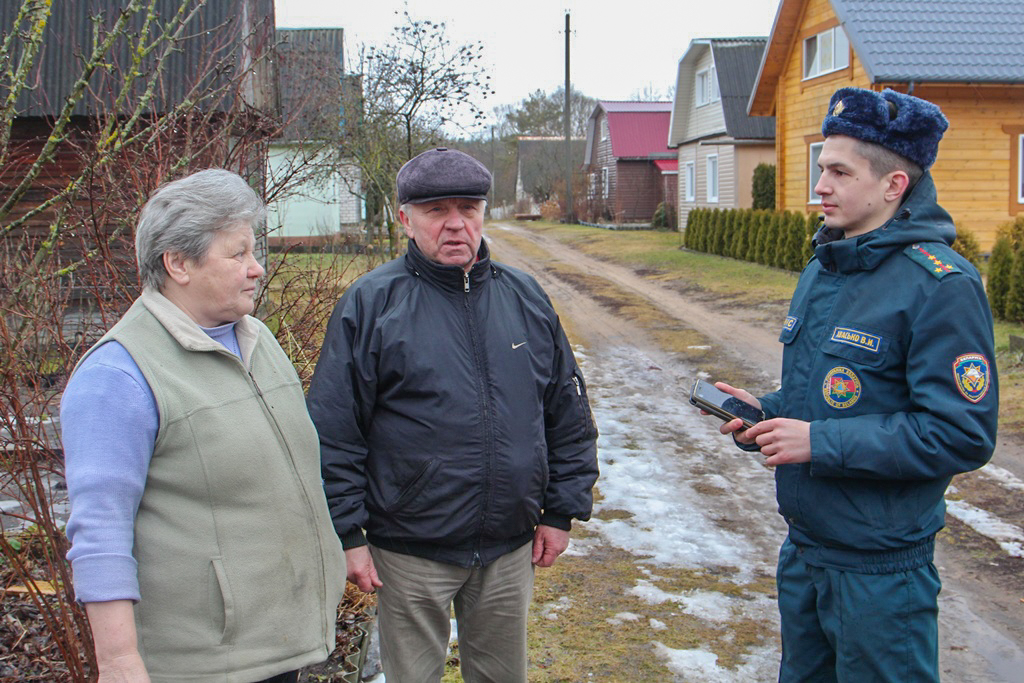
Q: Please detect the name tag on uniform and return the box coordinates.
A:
[830,327,881,353]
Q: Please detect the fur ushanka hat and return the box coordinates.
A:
[821,87,948,169]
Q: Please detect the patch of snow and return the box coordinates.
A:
[979,463,1024,491]
[654,642,778,682]
[945,498,1024,558]
[650,618,667,630]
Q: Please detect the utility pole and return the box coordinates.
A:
[564,10,573,224]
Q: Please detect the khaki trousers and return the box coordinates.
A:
[369,542,534,683]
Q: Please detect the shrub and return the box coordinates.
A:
[651,201,677,230]
[752,163,775,210]
[951,224,982,269]
[1005,245,1024,323]
[987,236,1014,320]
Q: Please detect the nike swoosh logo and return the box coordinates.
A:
[512,341,527,349]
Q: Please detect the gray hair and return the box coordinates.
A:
[135,169,266,290]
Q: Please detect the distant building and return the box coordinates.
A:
[513,136,585,214]
[266,28,363,249]
[583,101,676,224]
[669,37,775,229]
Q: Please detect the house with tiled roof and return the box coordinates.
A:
[669,37,776,229]
[582,101,676,223]
[749,0,1024,249]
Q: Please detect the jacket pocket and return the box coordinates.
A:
[779,315,802,344]
[820,323,892,368]
[210,558,236,645]
[384,458,442,513]
[571,370,595,438]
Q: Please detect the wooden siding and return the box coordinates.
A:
[614,161,662,222]
[771,0,1024,250]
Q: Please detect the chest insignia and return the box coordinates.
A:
[830,327,881,353]
[823,366,862,409]
[905,243,961,279]
[783,316,798,331]
[953,353,991,403]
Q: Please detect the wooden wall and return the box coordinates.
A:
[772,0,1024,251]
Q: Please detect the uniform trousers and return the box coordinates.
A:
[370,542,534,683]
[777,538,941,683]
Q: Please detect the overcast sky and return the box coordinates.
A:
[274,0,780,134]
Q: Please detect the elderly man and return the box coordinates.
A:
[709,88,998,682]
[308,148,599,682]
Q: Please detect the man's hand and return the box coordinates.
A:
[345,546,383,593]
[96,652,150,683]
[743,418,811,466]
[532,524,570,568]
[711,382,761,446]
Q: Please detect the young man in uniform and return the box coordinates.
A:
[710,87,998,682]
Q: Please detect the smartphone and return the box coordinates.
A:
[689,379,765,429]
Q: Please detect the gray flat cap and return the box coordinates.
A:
[396,147,492,205]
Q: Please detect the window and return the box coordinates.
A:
[1019,134,1024,203]
[706,155,719,202]
[684,161,695,202]
[601,118,609,141]
[696,66,720,107]
[809,142,824,203]
[601,167,610,199]
[804,26,850,79]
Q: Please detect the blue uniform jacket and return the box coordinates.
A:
[759,174,998,572]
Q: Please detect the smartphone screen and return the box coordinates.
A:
[690,379,764,427]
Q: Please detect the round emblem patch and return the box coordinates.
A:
[823,366,862,409]
[953,353,990,403]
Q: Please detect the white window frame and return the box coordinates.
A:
[804,26,850,80]
[706,154,719,203]
[1019,134,1024,203]
[601,118,609,141]
[684,161,695,202]
[696,66,720,107]
[601,167,610,199]
[809,142,824,204]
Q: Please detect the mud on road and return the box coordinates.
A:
[486,222,1024,682]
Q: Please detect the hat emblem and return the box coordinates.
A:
[832,99,846,116]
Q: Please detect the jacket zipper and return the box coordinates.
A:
[463,271,496,555]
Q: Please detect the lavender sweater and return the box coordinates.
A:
[61,324,240,602]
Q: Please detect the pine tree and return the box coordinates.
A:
[987,236,1014,320]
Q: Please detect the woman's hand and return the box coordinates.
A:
[85,601,151,683]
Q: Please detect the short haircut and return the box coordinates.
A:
[135,169,266,290]
[853,138,924,198]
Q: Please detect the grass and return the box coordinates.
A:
[502,219,1024,436]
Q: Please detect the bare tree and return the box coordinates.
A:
[0,2,362,678]
[346,9,493,253]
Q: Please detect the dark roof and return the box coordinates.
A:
[710,40,775,139]
[275,29,345,140]
[832,0,1024,83]
[516,137,586,199]
[2,0,275,118]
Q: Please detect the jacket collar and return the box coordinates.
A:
[813,173,955,274]
[139,288,258,365]
[404,238,494,292]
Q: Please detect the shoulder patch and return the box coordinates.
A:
[904,243,961,279]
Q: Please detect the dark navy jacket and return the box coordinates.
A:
[308,239,599,567]
[759,174,998,572]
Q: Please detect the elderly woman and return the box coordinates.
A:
[60,169,345,683]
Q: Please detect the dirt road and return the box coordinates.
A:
[487,221,1024,682]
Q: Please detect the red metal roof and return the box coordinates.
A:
[601,101,675,159]
[653,159,678,172]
